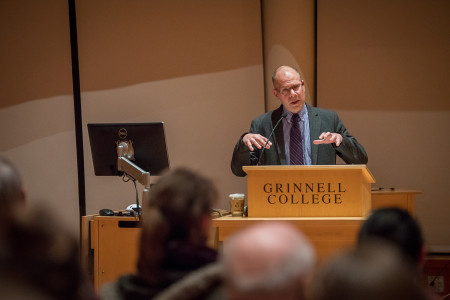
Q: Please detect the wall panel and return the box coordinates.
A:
[262,0,316,110]
[76,0,265,213]
[0,1,79,235]
[317,0,450,251]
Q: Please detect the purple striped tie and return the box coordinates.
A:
[290,114,304,165]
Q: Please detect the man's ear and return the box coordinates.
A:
[272,89,279,97]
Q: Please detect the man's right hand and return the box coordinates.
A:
[242,133,272,151]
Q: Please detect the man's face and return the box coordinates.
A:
[272,68,305,114]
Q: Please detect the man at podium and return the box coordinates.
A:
[231,65,368,177]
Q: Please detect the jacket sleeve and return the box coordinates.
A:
[333,113,368,164]
[230,119,265,177]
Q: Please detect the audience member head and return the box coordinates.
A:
[137,168,218,283]
[0,208,98,300]
[308,241,428,300]
[0,157,26,214]
[221,221,316,300]
[358,207,425,267]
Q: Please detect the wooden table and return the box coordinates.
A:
[211,216,365,263]
[371,189,420,215]
[80,190,420,289]
[211,189,421,262]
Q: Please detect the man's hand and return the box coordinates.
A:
[313,132,343,147]
[242,133,272,151]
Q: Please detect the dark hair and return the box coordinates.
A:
[137,168,218,283]
[308,242,428,300]
[357,207,424,265]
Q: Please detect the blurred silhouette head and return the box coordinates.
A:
[0,209,97,300]
[222,222,316,300]
[308,241,428,300]
[137,168,218,283]
[358,207,424,267]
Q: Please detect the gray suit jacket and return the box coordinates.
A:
[231,104,368,177]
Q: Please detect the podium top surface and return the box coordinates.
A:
[371,189,422,195]
[243,164,375,183]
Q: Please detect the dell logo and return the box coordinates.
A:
[118,128,128,139]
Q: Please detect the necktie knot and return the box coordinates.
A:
[291,113,300,124]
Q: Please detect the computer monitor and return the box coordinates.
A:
[87,122,170,177]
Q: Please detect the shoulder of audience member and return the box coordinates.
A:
[152,262,224,300]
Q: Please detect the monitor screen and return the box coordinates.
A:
[87,122,170,176]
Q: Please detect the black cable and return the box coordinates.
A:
[132,179,141,219]
[122,174,131,183]
[122,174,140,221]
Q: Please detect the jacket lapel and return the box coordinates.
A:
[308,105,321,165]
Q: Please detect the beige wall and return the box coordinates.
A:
[262,0,316,110]
[0,1,74,107]
[75,0,263,91]
[76,0,264,215]
[1,0,449,251]
[0,0,265,236]
[0,0,79,235]
[317,0,450,251]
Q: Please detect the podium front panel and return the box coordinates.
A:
[243,165,375,218]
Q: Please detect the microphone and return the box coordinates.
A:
[257,113,287,165]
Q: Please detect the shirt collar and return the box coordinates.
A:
[284,104,308,122]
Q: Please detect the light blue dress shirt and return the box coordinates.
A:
[282,105,312,165]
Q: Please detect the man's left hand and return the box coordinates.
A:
[313,132,342,147]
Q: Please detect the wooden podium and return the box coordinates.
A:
[243,165,375,217]
[211,165,376,262]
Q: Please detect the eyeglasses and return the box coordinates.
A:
[277,80,304,96]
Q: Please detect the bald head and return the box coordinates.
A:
[222,222,316,300]
[272,66,301,89]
